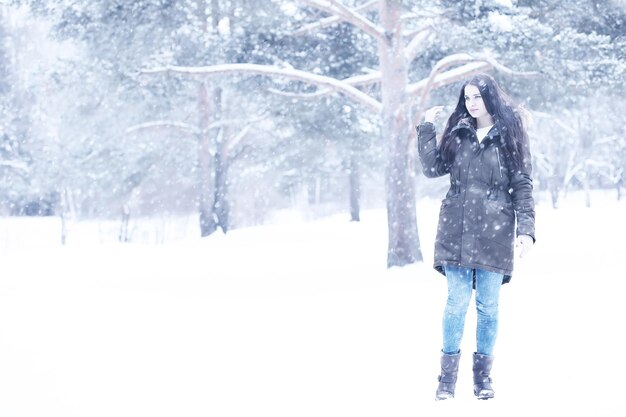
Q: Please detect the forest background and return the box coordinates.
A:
[1,0,624,265]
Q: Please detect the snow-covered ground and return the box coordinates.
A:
[0,190,624,416]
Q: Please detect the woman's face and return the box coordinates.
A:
[464,84,489,120]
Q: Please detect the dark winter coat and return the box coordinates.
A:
[416,119,535,284]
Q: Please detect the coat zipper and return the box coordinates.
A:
[495,147,503,178]
[462,132,479,262]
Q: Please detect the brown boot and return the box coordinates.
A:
[473,352,495,400]
[435,351,461,400]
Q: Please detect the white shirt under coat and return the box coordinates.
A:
[476,124,494,143]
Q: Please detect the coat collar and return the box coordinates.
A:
[451,117,500,144]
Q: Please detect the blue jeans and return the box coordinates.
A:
[442,265,503,356]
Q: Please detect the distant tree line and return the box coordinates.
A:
[1,1,624,254]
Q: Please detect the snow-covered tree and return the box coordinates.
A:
[142,1,541,266]
[5,0,625,255]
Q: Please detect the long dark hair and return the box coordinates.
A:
[439,73,529,170]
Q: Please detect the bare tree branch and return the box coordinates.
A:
[266,71,380,102]
[532,111,577,135]
[225,125,252,159]
[404,27,434,64]
[214,115,268,130]
[407,54,540,98]
[141,63,382,112]
[126,116,268,136]
[125,121,200,135]
[268,70,381,100]
[294,0,378,35]
[0,159,29,173]
[267,87,330,99]
[481,56,541,78]
[414,53,480,115]
[344,70,381,86]
[401,11,442,21]
[296,0,385,42]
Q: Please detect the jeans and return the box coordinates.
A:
[442,265,503,356]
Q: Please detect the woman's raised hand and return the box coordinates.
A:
[423,105,445,124]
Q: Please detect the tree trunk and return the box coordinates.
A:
[119,202,130,242]
[197,0,224,237]
[549,175,560,209]
[349,154,360,222]
[210,0,220,29]
[314,175,321,206]
[198,82,217,236]
[582,170,591,208]
[59,186,79,245]
[213,146,229,232]
[379,0,423,267]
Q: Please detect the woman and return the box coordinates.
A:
[416,73,535,400]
